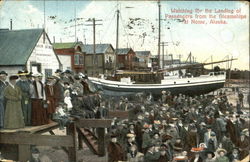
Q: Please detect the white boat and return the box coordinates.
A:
[88,71,226,97]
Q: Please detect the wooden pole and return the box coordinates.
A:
[97,128,105,156]
[67,123,77,161]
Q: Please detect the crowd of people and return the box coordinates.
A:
[0,69,101,130]
[0,69,249,162]
[106,91,249,162]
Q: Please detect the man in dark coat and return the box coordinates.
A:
[52,77,64,108]
[0,71,8,129]
[236,133,249,160]
[16,71,32,126]
[107,134,125,162]
[226,115,237,145]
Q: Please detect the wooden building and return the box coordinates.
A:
[135,51,152,69]
[81,44,115,76]
[116,48,136,70]
[53,42,85,73]
[0,28,61,77]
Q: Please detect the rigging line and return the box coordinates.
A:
[99,11,116,44]
[120,12,133,48]
[200,25,233,55]
[169,28,178,55]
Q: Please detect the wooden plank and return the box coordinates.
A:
[67,123,77,162]
[0,133,74,147]
[75,119,112,128]
[108,111,129,119]
[0,122,59,134]
[97,128,105,156]
[18,144,30,162]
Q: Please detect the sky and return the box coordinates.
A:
[0,0,249,70]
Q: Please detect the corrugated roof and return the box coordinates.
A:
[135,51,151,57]
[52,42,81,49]
[0,29,43,65]
[116,48,131,55]
[81,44,114,54]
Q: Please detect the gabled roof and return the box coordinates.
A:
[52,42,82,49]
[81,44,114,54]
[0,29,43,65]
[116,48,132,55]
[135,51,151,58]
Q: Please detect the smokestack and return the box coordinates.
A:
[10,19,12,30]
[53,36,55,43]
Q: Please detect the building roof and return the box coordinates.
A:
[135,51,151,58]
[81,44,114,54]
[52,42,82,49]
[0,29,43,65]
[116,48,132,55]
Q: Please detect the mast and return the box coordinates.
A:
[158,0,161,69]
[43,0,46,43]
[115,9,120,72]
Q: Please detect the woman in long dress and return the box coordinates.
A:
[4,75,25,129]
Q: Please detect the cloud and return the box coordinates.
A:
[23,4,39,14]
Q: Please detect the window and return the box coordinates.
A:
[79,55,84,65]
[45,69,52,78]
[74,55,79,65]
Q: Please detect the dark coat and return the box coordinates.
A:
[236,137,249,160]
[107,142,125,162]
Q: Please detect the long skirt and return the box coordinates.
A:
[31,99,48,126]
[4,100,25,129]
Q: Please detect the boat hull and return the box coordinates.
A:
[89,77,225,97]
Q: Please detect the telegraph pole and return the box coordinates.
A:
[85,18,102,76]
[160,42,169,69]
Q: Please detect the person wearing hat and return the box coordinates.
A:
[215,149,229,162]
[173,137,184,155]
[142,126,151,154]
[125,133,137,153]
[228,147,240,162]
[236,132,249,160]
[30,73,48,126]
[0,71,8,129]
[158,145,170,162]
[206,132,218,152]
[3,75,25,129]
[126,144,144,162]
[144,143,160,162]
[16,70,32,126]
[204,125,216,147]
[44,76,57,123]
[204,151,215,162]
[189,150,203,162]
[107,133,125,162]
[161,90,167,105]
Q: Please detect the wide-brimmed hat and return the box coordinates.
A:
[205,151,215,157]
[9,75,19,80]
[191,147,204,152]
[18,70,29,76]
[0,71,8,76]
[127,133,135,138]
[162,134,173,141]
[55,69,62,73]
[217,148,227,154]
